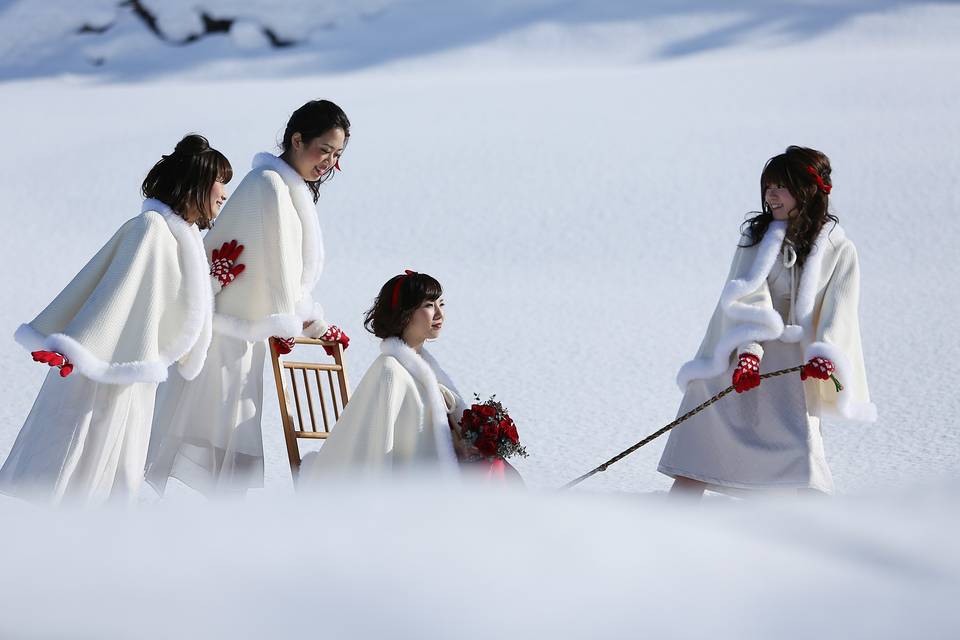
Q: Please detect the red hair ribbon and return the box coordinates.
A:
[391,270,418,309]
[806,165,832,194]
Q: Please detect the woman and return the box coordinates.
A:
[145,100,351,497]
[658,146,876,497]
[0,134,243,506]
[300,271,464,479]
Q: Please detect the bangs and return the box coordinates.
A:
[411,274,443,302]
[212,149,233,184]
[760,155,790,188]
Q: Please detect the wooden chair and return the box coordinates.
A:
[269,337,350,481]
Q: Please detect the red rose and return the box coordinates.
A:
[479,405,497,418]
[476,436,498,458]
[503,422,519,444]
[481,422,500,440]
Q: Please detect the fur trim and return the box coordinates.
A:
[251,153,324,289]
[805,341,878,423]
[150,202,214,380]
[212,312,302,342]
[793,223,846,337]
[380,338,459,471]
[15,323,169,384]
[676,224,787,390]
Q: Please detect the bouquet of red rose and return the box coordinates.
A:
[458,395,528,461]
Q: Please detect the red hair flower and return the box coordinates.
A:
[806,165,832,194]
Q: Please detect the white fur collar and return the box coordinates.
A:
[251,153,324,289]
[380,337,459,470]
[141,199,213,378]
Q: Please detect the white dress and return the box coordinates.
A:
[659,245,833,492]
[0,201,213,506]
[145,335,266,496]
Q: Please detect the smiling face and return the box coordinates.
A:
[209,177,228,218]
[764,182,798,220]
[401,297,445,347]
[284,128,346,181]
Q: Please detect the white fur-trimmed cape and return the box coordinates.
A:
[299,338,461,479]
[677,220,876,423]
[203,153,327,342]
[14,199,213,384]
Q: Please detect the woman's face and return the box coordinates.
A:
[287,128,346,181]
[764,183,798,220]
[209,178,228,219]
[402,298,445,345]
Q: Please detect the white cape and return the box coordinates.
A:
[300,338,461,479]
[13,199,212,384]
[202,153,327,341]
[676,220,876,423]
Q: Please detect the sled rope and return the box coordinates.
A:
[560,364,807,490]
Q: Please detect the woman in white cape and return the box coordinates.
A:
[658,146,876,497]
[145,100,352,496]
[299,271,466,480]
[0,135,244,506]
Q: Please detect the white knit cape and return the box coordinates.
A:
[14,199,213,384]
[676,220,877,423]
[299,337,461,478]
[203,153,327,341]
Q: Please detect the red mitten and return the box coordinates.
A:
[801,356,835,381]
[320,325,350,356]
[732,353,761,393]
[31,350,74,377]
[210,239,246,288]
[272,337,296,355]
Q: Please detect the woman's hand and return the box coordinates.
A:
[32,350,74,377]
[210,240,245,288]
[801,356,835,381]
[732,353,761,393]
[271,337,296,355]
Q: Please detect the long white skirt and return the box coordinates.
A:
[0,369,157,506]
[658,339,833,493]
[145,331,265,497]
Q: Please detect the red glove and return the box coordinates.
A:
[801,356,835,381]
[732,353,760,393]
[319,325,350,356]
[32,350,74,377]
[272,337,296,355]
[210,240,245,288]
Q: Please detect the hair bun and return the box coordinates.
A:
[172,133,210,157]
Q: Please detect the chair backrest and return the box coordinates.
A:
[269,337,350,480]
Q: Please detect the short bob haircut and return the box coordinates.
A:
[141,133,232,230]
[364,271,443,339]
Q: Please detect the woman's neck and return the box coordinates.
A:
[401,334,424,353]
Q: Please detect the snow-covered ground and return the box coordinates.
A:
[0,1,958,636]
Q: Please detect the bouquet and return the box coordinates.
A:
[458,395,528,461]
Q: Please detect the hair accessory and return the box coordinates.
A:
[391,270,418,309]
[806,165,832,194]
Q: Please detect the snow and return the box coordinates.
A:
[0,0,959,635]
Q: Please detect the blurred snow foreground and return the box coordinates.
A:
[0,477,957,639]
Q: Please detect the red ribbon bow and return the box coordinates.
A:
[391,270,418,309]
[806,165,832,194]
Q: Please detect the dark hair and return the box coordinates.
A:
[364,272,443,339]
[281,99,351,203]
[741,145,839,267]
[141,134,232,230]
